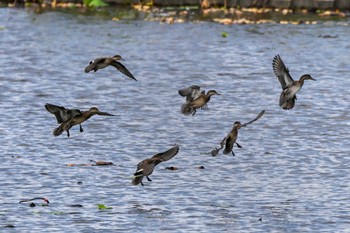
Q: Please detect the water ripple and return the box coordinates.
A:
[0,7,350,232]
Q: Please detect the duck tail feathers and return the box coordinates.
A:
[132,176,143,185]
[53,126,64,136]
[181,103,193,115]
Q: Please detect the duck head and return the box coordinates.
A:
[233,121,242,129]
[300,74,316,82]
[207,90,221,96]
[112,55,125,61]
[88,107,114,116]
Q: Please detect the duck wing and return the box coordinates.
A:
[241,110,265,127]
[151,144,180,165]
[110,61,137,81]
[45,103,81,124]
[272,55,294,90]
[210,135,228,156]
[178,85,201,102]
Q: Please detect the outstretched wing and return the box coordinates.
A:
[151,144,180,165]
[210,135,228,156]
[178,85,202,102]
[110,61,137,81]
[241,110,265,127]
[45,103,81,124]
[272,54,294,90]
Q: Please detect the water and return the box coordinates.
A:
[1,7,350,232]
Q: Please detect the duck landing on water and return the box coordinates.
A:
[85,54,137,81]
[132,144,180,186]
[272,54,316,110]
[45,103,114,137]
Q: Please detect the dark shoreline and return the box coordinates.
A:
[3,0,350,10]
[1,0,349,25]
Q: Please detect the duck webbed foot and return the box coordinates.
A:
[66,130,70,137]
[79,124,84,133]
[235,142,242,148]
[231,151,235,156]
[146,176,152,182]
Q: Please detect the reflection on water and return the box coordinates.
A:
[1,7,350,232]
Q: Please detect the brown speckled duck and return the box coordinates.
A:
[85,55,136,81]
[178,85,205,115]
[46,104,114,137]
[273,54,315,110]
[210,110,265,156]
[132,144,179,186]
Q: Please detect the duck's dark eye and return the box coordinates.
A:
[89,61,93,64]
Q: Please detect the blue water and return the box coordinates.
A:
[1,7,350,232]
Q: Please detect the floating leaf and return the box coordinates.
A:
[97,204,112,210]
[50,211,66,215]
[221,32,228,38]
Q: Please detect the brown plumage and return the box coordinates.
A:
[178,85,202,102]
[211,110,265,156]
[51,106,114,137]
[85,55,136,81]
[190,90,220,115]
[178,85,205,115]
[273,54,315,110]
[45,103,84,132]
[222,121,242,155]
[132,144,180,186]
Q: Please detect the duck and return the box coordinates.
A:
[85,55,137,81]
[272,54,316,110]
[19,197,49,203]
[189,90,221,115]
[132,144,180,186]
[211,110,265,156]
[19,197,49,207]
[46,104,114,137]
[178,85,205,115]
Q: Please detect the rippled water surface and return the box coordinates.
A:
[1,8,350,232]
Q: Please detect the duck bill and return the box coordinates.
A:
[97,111,114,116]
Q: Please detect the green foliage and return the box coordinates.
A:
[84,0,108,8]
[49,211,66,215]
[97,204,113,210]
[221,31,228,38]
